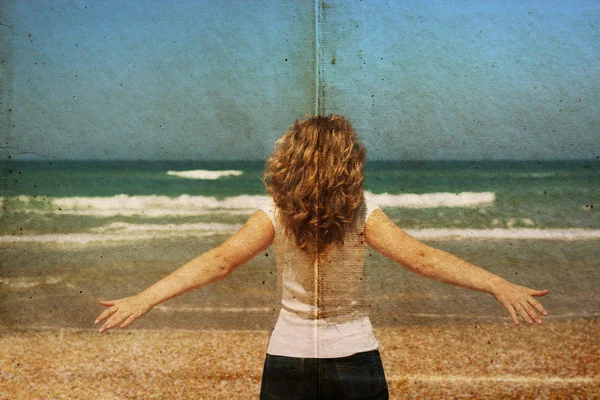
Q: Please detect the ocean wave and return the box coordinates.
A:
[1,191,495,217]
[410,228,600,240]
[0,232,221,244]
[89,222,243,234]
[166,170,243,180]
[53,194,268,210]
[3,194,269,216]
[491,218,535,228]
[2,227,598,243]
[0,275,66,289]
[511,172,572,178]
[364,191,495,208]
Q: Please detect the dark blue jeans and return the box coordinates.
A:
[259,350,389,399]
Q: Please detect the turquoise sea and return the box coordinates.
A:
[0,160,598,330]
[1,159,598,230]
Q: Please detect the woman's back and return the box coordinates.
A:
[260,196,381,358]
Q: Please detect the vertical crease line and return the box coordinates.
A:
[314,0,321,363]
[317,109,321,361]
[314,0,320,115]
[315,127,320,358]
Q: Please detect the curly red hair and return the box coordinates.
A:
[262,114,366,256]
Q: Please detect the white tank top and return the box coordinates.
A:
[258,197,381,358]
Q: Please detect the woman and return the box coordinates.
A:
[95,114,549,399]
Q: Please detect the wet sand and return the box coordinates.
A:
[2,238,600,332]
[1,318,598,399]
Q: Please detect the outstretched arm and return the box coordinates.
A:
[95,209,275,333]
[365,208,549,325]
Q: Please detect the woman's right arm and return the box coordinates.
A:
[94,209,275,333]
[364,208,549,325]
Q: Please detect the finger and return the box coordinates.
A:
[95,306,119,325]
[98,300,118,306]
[515,303,533,324]
[120,314,137,329]
[100,312,126,333]
[523,302,542,324]
[527,297,548,317]
[530,289,549,297]
[503,302,520,325]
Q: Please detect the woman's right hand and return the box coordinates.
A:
[94,295,154,333]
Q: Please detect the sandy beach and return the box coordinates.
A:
[1,318,598,399]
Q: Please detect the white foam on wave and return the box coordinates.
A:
[2,227,599,243]
[51,194,269,216]
[89,222,243,233]
[512,172,571,178]
[53,194,267,210]
[1,191,496,217]
[167,170,243,180]
[0,275,66,289]
[53,209,251,217]
[409,228,600,240]
[0,231,229,244]
[492,218,537,228]
[364,191,495,208]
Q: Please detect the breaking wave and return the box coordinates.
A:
[1,191,495,216]
[2,227,598,243]
[166,170,243,180]
[364,191,495,208]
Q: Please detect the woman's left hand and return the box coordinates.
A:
[492,281,549,325]
[94,295,154,333]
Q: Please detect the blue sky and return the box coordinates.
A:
[2,0,598,160]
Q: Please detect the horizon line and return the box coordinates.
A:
[2,158,598,163]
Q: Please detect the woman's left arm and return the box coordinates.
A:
[365,209,549,326]
[95,209,275,333]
